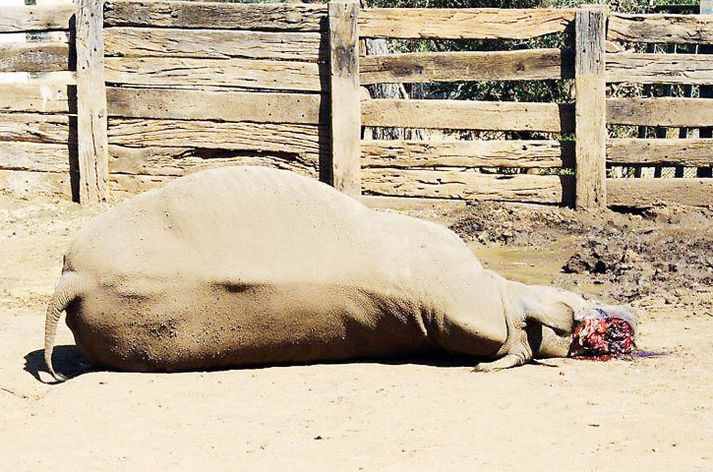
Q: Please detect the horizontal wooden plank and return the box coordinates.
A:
[361,139,573,168]
[0,113,71,144]
[0,169,72,200]
[0,5,74,33]
[104,57,323,91]
[0,141,70,173]
[109,145,318,177]
[0,42,70,73]
[607,139,713,167]
[104,27,325,62]
[107,119,325,160]
[359,49,573,84]
[608,13,713,44]
[104,0,327,32]
[0,81,73,113]
[362,168,570,203]
[108,173,172,198]
[361,99,574,133]
[607,98,713,127]
[106,87,323,124]
[359,8,575,39]
[607,178,713,208]
[362,195,468,212]
[607,53,713,85]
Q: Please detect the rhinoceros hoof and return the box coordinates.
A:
[472,353,528,372]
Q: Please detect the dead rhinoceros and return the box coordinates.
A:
[45,166,618,380]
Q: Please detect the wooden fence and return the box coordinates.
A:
[0,3,76,200]
[605,12,713,207]
[0,0,711,208]
[357,7,578,206]
[102,0,329,198]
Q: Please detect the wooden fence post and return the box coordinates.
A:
[575,6,607,209]
[328,0,361,198]
[76,0,109,203]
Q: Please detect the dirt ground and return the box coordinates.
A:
[1,194,712,471]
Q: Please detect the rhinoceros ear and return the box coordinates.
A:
[525,300,575,335]
[518,286,591,336]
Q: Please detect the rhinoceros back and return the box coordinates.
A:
[66,167,379,281]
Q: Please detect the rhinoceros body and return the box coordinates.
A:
[45,167,595,378]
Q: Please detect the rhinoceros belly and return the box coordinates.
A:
[66,275,436,372]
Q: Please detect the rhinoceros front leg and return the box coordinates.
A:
[473,281,586,372]
[472,313,532,372]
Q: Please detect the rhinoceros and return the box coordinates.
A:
[44,166,622,381]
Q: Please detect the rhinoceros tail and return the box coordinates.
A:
[44,272,84,383]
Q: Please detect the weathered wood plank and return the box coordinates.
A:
[0,141,70,173]
[0,42,70,73]
[329,1,361,197]
[607,139,713,166]
[108,145,318,177]
[76,0,109,203]
[607,178,713,207]
[358,8,575,39]
[607,98,713,127]
[607,53,713,85]
[0,5,74,33]
[108,173,171,198]
[362,195,468,212]
[362,168,570,204]
[361,99,574,133]
[0,113,71,144]
[0,170,72,200]
[605,40,624,53]
[361,139,573,168]
[0,82,72,113]
[104,0,327,32]
[575,7,607,209]
[107,119,325,159]
[608,13,713,44]
[104,57,323,91]
[104,27,325,61]
[360,49,573,84]
[106,87,323,124]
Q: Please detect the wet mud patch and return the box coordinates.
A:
[563,226,713,302]
[450,201,713,313]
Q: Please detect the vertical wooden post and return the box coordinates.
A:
[76,0,109,203]
[574,6,607,209]
[697,0,713,179]
[328,0,361,198]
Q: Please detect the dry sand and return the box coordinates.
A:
[1,196,712,471]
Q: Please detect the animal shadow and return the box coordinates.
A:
[24,345,93,383]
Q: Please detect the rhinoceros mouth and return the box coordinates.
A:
[568,310,636,361]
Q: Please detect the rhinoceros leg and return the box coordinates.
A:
[472,281,590,371]
[472,310,532,372]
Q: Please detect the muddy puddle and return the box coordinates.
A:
[472,238,611,299]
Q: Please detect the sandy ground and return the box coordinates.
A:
[1,195,712,471]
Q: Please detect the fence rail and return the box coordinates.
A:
[0,0,710,208]
[0,4,75,201]
[358,8,575,39]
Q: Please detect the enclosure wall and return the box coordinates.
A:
[0,4,76,200]
[103,0,330,198]
[0,1,711,208]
